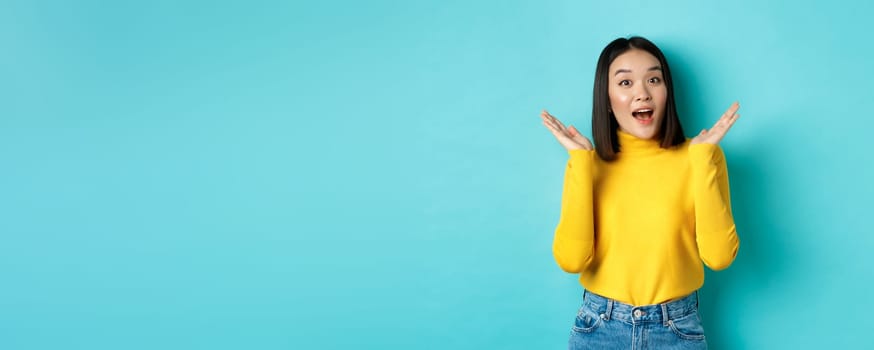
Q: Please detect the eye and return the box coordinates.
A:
[648,77,662,84]
[619,80,631,87]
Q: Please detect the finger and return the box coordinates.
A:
[542,121,581,149]
[540,110,556,126]
[542,120,569,139]
[545,113,570,135]
[541,112,563,133]
[568,125,586,139]
[715,112,741,131]
[541,119,561,134]
[568,126,585,142]
[541,110,558,125]
[552,116,569,132]
[710,109,737,132]
[723,113,740,132]
[719,102,740,123]
[710,104,738,130]
[570,128,591,149]
[708,113,741,142]
[543,110,568,130]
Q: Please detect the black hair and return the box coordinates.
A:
[592,36,685,161]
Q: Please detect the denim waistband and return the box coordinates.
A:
[582,289,700,325]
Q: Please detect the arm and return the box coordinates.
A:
[688,144,740,270]
[552,149,597,273]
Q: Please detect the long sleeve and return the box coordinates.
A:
[552,149,597,273]
[688,144,740,270]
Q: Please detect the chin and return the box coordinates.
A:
[640,129,659,139]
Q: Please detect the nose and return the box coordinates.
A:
[634,84,652,102]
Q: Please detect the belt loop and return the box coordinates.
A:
[661,302,670,326]
[583,289,588,303]
[605,299,613,320]
[695,290,700,308]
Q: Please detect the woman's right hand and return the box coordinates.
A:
[540,109,593,151]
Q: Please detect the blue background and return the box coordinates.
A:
[1,0,871,349]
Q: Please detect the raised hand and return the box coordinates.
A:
[540,109,593,151]
[691,102,741,145]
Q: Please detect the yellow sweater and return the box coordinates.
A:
[553,129,739,306]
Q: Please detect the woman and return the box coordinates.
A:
[540,36,740,349]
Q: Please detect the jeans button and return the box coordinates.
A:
[633,309,644,317]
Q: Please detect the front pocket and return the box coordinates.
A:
[571,305,603,333]
[667,313,706,340]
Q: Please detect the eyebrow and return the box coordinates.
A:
[614,66,663,76]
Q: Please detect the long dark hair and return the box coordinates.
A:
[592,36,685,161]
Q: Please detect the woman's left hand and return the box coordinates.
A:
[690,102,740,145]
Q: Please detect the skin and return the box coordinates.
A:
[608,49,668,140]
[540,49,740,150]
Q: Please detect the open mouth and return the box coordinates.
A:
[632,108,653,121]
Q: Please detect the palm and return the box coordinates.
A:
[691,102,741,145]
[540,110,593,151]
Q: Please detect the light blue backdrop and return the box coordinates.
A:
[1,0,871,349]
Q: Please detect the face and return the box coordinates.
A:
[607,49,667,140]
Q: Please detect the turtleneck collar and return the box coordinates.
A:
[616,129,663,156]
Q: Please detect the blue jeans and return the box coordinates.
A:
[568,290,707,350]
